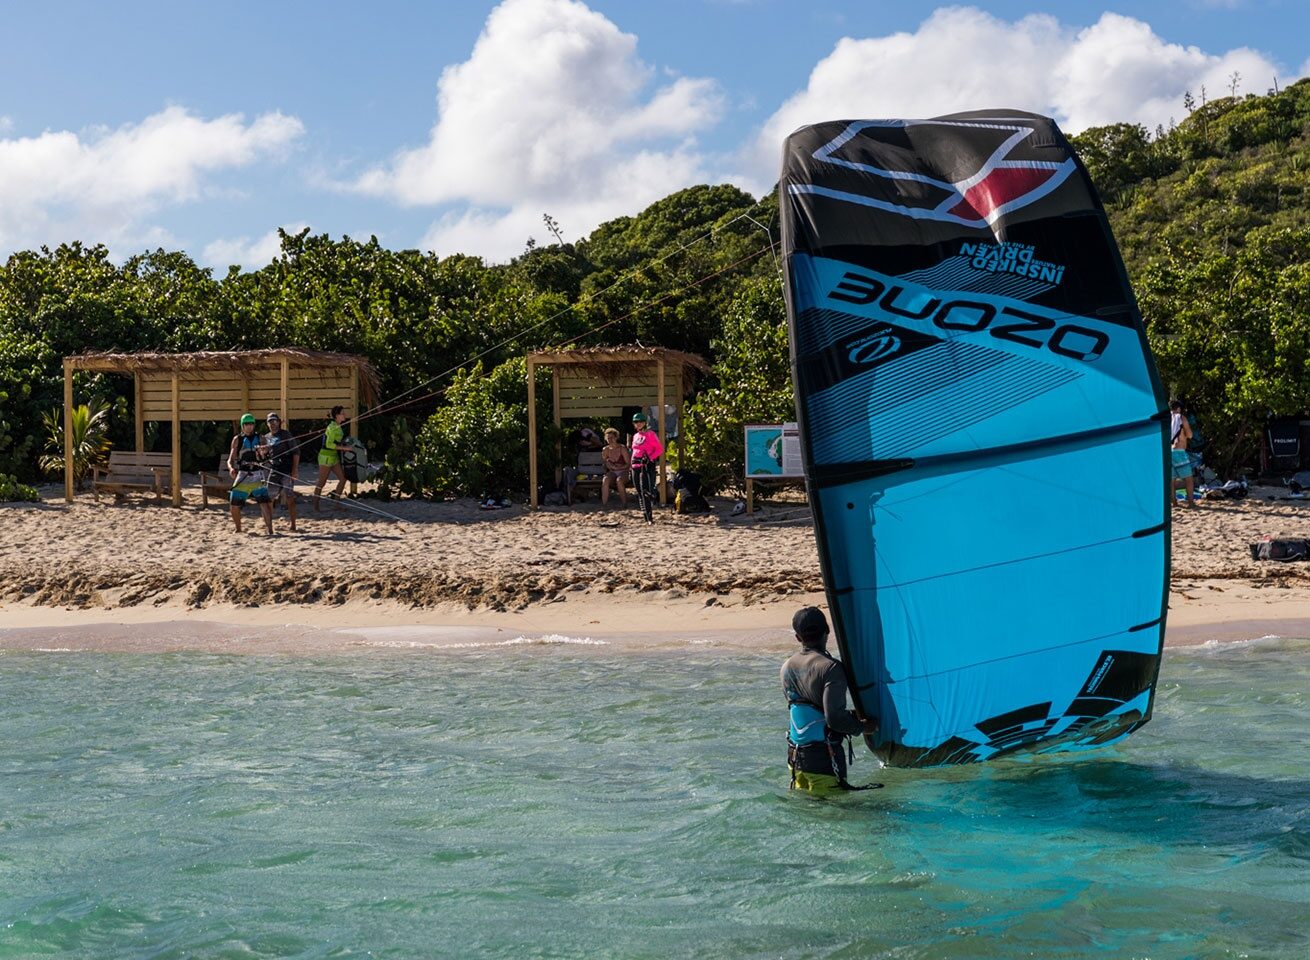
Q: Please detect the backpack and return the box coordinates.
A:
[1250,537,1310,561]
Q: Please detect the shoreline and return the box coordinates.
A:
[2,585,1308,654]
[7,491,1310,653]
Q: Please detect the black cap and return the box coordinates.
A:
[792,606,829,642]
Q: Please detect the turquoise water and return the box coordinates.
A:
[1,638,1307,959]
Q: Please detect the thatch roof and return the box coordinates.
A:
[64,349,380,403]
[527,345,710,376]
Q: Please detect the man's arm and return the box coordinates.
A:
[227,436,240,475]
[822,664,867,736]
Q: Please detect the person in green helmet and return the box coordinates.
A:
[628,411,663,524]
[313,405,352,513]
[227,413,274,535]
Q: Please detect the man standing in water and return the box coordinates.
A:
[782,607,878,794]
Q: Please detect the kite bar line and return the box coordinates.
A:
[257,463,412,525]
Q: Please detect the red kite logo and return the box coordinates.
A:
[791,118,1077,228]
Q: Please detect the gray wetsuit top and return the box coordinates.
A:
[780,646,864,737]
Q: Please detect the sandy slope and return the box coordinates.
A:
[5,482,1310,646]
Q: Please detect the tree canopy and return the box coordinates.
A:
[4,80,1310,494]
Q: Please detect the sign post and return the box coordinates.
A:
[743,422,803,516]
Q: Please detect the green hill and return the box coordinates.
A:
[4,81,1310,498]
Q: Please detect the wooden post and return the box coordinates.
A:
[674,370,685,474]
[656,356,667,505]
[63,360,74,502]
[348,365,359,496]
[527,358,538,508]
[746,478,754,518]
[551,365,561,488]
[240,376,250,420]
[170,371,182,506]
[134,372,144,453]
[279,358,289,424]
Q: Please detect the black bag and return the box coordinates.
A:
[1250,537,1310,561]
[672,470,711,514]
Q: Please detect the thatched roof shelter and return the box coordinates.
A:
[525,345,708,508]
[63,349,378,505]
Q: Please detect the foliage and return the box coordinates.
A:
[1137,226,1310,473]
[6,79,1310,489]
[0,473,40,502]
[397,358,557,500]
[683,276,794,494]
[38,401,112,490]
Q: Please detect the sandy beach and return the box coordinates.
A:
[5,482,1310,651]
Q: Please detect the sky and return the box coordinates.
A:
[1,0,1306,267]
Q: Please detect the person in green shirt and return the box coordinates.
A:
[312,405,352,513]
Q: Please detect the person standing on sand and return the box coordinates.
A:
[600,427,630,507]
[782,607,878,795]
[228,414,274,535]
[313,406,352,513]
[629,411,663,523]
[263,412,300,532]
[1170,399,1197,509]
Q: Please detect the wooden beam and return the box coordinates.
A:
[348,365,359,434]
[348,366,359,496]
[240,377,250,420]
[656,357,667,505]
[279,358,289,424]
[134,372,144,453]
[527,358,538,508]
[63,360,74,502]
[675,373,685,478]
[552,365,561,488]
[170,372,182,507]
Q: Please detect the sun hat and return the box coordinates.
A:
[240,413,257,426]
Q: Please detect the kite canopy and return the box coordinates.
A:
[780,110,1169,767]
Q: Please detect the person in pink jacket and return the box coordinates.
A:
[629,411,664,523]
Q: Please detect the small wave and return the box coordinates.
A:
[356,633,605,650]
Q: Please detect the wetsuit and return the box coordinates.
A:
[781,646,865,793]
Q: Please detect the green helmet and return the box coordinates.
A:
[240,413,257,426]
[631,411,648,423]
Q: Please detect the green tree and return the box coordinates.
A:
[684,275,793,493]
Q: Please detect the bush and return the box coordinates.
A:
[401,357,556,499]
[684,277,794,494]
[0,473,40,502]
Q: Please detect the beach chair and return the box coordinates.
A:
[91,451,173,502]
[568,450,610,504]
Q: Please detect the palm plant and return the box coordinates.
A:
[39,402,112,491]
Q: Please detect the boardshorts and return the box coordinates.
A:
[230,478,271,504]
[1171,448,1193,480]
[266,473,296,502]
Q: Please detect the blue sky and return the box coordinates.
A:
[1,0,1305,265]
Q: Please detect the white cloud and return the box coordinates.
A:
[746,7,1296,189]
[0,106,304,254]
[352,0,723,261]
[202,222,309,270]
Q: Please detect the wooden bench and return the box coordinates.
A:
[198,456,231,507]
[569,449,630,504]
[91,451,172,502]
